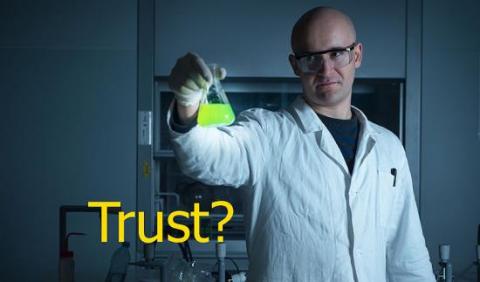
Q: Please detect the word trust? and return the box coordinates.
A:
[87,201,234,243]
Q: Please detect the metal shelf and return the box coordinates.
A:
[154,150,175,159]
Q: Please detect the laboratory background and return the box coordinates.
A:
[1,0,479,281]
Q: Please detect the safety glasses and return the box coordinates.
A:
[294,42,357,74]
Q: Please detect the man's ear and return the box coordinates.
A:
[288,54,301,76]
[354,43,363,69]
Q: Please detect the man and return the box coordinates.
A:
[167,6,435,282]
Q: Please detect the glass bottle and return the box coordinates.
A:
[197,64,235,127]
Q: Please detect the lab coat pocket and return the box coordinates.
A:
[377,169,396,228]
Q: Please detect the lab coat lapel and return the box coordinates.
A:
[288,96,350,175]
[351,106,377,169]
[350,106,377,192]
[316,125,351,176]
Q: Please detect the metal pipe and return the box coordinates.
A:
[216,243,226,282]
[59,205,121,255]
[438,244,453,282]
[477,224,480,282]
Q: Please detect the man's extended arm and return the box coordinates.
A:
[167,102,269,188]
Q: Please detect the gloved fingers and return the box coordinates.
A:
[169,73,199,96]
[168,72,191,95]
[187,71,208,91]
[188,52,212,86]
[168,54,203,94]
[168,52,228,107]
[168,57,186,93]
[186,66,225,89]
[215,67,227,80]
[184,75,202,92]
[175,85,202,106]
[178,85,198,97]
[168,63,203,106]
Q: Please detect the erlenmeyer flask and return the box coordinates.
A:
[197,64,235,127]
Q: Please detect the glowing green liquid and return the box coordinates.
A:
[197,103,235,127]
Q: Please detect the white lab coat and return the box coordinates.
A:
[168,96,435,282]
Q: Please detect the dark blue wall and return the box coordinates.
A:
[422,1,480,280]
[0,0,137,281]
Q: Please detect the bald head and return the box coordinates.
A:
[291,7,356,53]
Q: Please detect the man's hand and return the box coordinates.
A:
[168,52,226,125]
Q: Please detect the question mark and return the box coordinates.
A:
[211,201,234,243]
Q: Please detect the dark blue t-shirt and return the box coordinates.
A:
[317,112,360,174]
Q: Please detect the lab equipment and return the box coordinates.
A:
[216,243,226,282]
[59,250,74,282]
[164,255,214,282]
[437,244,454,282]
[59,205,121,282]
[197,64,235,127]
[477,224,480,282]
[231,272,247,282]
[105,242,131,282]
[144,242,156,263]
[59,232,85,282]
[477,244,480,282]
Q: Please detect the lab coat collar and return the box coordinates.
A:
[288,95,379,176]
[288,95,379,141]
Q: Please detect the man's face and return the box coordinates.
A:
[289,22,363,109]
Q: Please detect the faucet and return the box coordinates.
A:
[59,205,121,281]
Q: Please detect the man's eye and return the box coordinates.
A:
[305,56,317,63]
[330,51,344,58]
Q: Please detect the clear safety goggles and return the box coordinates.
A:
[294,42,357,74]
